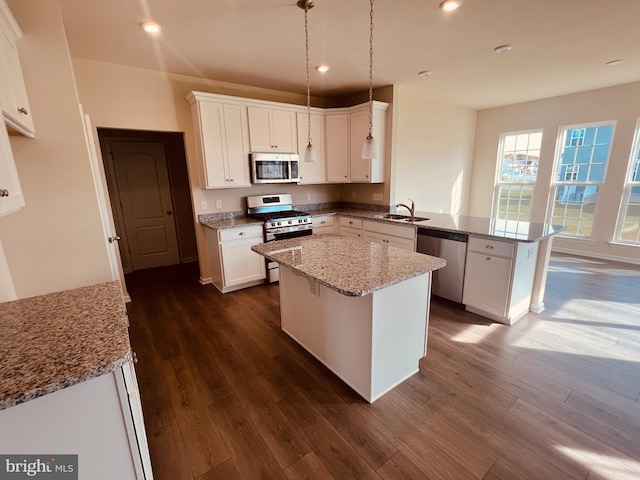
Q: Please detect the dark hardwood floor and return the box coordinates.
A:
[125,253,640,480]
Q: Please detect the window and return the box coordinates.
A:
[548,122,615,238]
[614,119,640,245]
[493,130,542,222]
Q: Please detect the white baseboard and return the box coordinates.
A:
[552,247,640,266]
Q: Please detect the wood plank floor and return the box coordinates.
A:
[125,253,640,480]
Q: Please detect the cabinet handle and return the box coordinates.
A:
[320,221,326,224]
[485,245,494,249]
[229,178,234,182]
[0,189,8,197]
[238,232,246,236]
[486,257,491,261]
[18,107,28,115]
[348,221,353,225]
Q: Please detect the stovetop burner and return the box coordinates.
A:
[248,210,311,222]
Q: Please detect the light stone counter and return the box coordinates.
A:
[252,234,446,297]
[0,281,131,410]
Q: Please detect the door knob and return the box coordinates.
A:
[108,236,121,243]
[166,210,172,215]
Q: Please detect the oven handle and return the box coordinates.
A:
[266,224,312,236]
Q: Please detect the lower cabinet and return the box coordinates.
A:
[338,216,363,237]
[363,220,416,251]
[206,225,266,293]
[0,363,153,480]
[312,215,335,234]
[462,236,539,324]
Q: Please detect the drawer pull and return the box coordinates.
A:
[486,256,491,261]
[320,221,326,224]
[485,245,494,249]
[238,232,246,236]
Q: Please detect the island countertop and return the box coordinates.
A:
[252,234,446,297]
[0,281,132,410]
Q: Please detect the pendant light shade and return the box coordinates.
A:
[362,0,377,160]
[298,0,317,163]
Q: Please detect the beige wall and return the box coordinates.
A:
[470,81,640,264]
[0,0,112,299]
[392,85,477,214]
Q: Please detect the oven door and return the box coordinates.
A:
[266,225,312,242]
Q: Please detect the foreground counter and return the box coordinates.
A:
[253,234,445,402]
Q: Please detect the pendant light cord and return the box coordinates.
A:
[305,5,312,146]
[367,0,374,139]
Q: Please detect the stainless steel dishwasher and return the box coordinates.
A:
[417,228,468,303]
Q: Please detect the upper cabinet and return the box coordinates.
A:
[349,102,387,183]
[325,112,349,183]
[187,93,252,189]
[247,107,297,153]
[0,120,24,216]
[296,111,325,184]
[0,1,34,137]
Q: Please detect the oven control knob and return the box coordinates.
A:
[277,222,281,226]
[288,220,293,225]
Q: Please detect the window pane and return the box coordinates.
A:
[496,185,533,222]
[618,186,640,243]
[551,184,599,237]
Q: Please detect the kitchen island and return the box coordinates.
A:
[252,234,445,403]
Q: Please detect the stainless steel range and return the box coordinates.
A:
[246,193,312,282]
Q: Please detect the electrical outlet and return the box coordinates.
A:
[306,193,311,201]
[200,201,208,211]
[372,193,383,201]
[215,200,222,209]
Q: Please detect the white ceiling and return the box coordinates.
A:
[54,0,640,110]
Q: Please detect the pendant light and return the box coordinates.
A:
[298,0,317,163]
[362,0,378,160]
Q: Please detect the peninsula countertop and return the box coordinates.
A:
[199,205,563,242]
[252,234,446,297]
[0,281,132,410]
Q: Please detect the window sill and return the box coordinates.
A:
[609,241,640,249]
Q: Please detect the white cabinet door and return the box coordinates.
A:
[220,235,266,288]
[193,101,250,189]
[296,112,325,184]
[248,107,297,153]
[363,231,415,251]
[326,113,349,182]
[463,251,512,318]
[349,104,385,183]
[312,215,334,234]
[0,24,34,137]
[0,119,24,216]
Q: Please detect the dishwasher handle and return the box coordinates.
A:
[417,228,468,243]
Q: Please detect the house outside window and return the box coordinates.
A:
[614,119,640,245]
[492,130,542,222]
[548,122,615,238]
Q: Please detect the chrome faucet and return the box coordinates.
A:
[395,198,415,217]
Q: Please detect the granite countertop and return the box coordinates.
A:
[0,281,131,410]
[252,234,446,297]
[198,205,563,242]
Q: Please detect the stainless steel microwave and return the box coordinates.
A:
[250,153,300,184]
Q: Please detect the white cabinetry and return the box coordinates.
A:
[363,220,416,251]
[248,107,297,153]
[0,364,154,480]
[325,102,388,183]
[338,216,363,238]
[325,113,349,183]
[206,225,266,293]
[0,116,24,216]
[462,236,539,325]
[296,111,325,184]
[312,215,334,234]
[0,1,34,137]
[188,93,251,189]
[349,103,387,183]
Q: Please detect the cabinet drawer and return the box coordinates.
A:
[363,220,415,240]
[312,215,334,228]
[468,236,514,258]
[339,216,362,229]
[218,225,263,242]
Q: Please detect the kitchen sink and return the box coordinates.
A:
[376,214,430,223]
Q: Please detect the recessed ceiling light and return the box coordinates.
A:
[140,22,161,34]
[494,44,512,54]
[315,65,330,73]
[418,70,432,77]
[439,0,462,11]
[606,59,623,66]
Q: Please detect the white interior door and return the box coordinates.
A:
[111,141,180,271]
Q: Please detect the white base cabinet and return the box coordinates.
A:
[311,215,334,234]
[462,236,539,324]
[363,220,416,251]
[206,225,266,293]
[0,364,153,479]
[338,216,363,238]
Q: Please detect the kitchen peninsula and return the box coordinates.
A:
[252,234,445,403]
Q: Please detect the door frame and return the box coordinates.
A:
[97,128,197,274]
